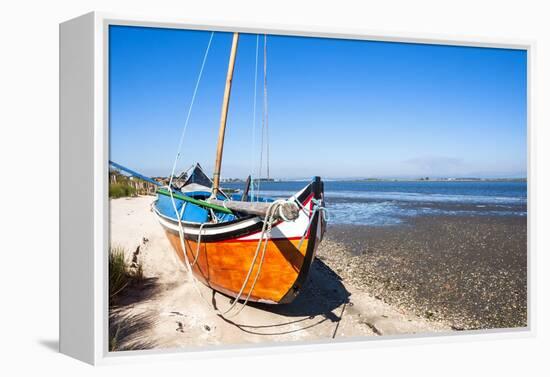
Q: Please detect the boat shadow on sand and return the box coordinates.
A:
[213,258,351,336]
[108,259,350,341]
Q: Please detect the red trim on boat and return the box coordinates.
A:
[215,235,309,244]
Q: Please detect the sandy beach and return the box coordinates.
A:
[109,196,451,351]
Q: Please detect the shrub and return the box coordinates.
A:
[109,183,137,198]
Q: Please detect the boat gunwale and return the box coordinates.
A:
[152,181,315,242]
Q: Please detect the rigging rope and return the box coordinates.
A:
[264,34,270,181]
[257,34,269,196]
[163,33,328,318]
[168,32,215,189]
[250,35,259,202]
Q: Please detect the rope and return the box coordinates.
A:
[257,34,268,195]
[250,35,259,202]
[167,186,206,299]
[176,164,196,188]
[296,198,329,251]
[168,32,215,189]
[228,197,328,317]
[189,223,206,266]
[167,189,308,318]
[278,205,291,222]
[264,34,270,181]
[161,31,326,318]
[222,200,283,317]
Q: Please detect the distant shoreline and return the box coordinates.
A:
[348,178,527,183]
[219,177,527,183]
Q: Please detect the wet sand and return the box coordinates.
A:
[320,216,527,330]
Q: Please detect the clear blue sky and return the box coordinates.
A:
[109,25,527,179]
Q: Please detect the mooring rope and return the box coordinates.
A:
[222,200,283,317]
[189,222,206,267]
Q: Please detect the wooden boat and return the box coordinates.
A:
[112,32,327,305]
[152,165,326,304]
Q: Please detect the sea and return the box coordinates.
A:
[223,180,528,226]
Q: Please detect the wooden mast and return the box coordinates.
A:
[212,32,239,198]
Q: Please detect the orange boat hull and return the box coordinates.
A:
[155,178,325,304]
[165,233,314,303]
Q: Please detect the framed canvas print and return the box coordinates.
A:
[60,12,531,365]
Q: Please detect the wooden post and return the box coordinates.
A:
[241,175,252,202]
[212,32,239,198]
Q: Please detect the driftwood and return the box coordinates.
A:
[209,199,300,221]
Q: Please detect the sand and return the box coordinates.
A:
[109,196,450,351]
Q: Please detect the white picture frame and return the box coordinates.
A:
[59,11,534,365]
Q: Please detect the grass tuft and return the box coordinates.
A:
[109,246,129,298]
[109,246,143,300]
[109,246,150,351]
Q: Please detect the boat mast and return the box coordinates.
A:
[212,32,239,198]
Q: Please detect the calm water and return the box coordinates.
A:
[224,180,527,226]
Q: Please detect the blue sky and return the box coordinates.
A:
[109,25,527,179]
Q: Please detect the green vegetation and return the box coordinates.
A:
[109,246,148,351]
[109,246,143,300]
[109,183,137,198]
[109,168,157,197]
